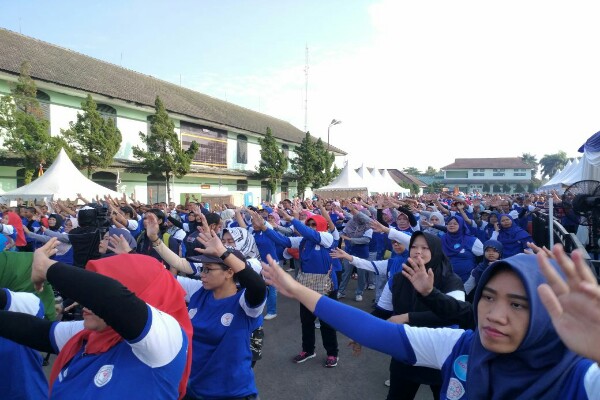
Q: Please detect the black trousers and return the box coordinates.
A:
[299,290,338,356]
[387,359,441,400]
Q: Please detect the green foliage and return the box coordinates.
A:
[258,127,288,199]
[426,181,445,193]
[539,151,568,179]
[521,152,539,178]
[0,61,60,184]
[515,183,526,193]
[133,96,199,202]
[424,166,439,176]
[61,94,122,178]
[402,167,421,176]
[290,133,340,197]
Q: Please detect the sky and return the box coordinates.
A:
[1,0,598,172]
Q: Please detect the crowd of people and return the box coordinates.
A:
[0,190,598,399]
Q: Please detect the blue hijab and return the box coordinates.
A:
[483,211,500,240]
[497,214,531,257]
[441,215,476,258]
[468,254,581,399]
[471,239,503,285]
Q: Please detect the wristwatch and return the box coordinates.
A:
[219,248,234,260]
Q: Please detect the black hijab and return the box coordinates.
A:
[48,213,64,231]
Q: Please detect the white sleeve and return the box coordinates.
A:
[51,321,85,352]
[288,236,303,249]
[318,231,334,248]
[446,290,465,301]
[182,223,190,232]
[490,231,499,240]
[2,224,14,235]
[584,363,600,400]
[471,239,484,256]
[363,229,373,239]
[239,289,266,318]
[376,282,393,311]
[127,219,139,231]
[172,229,186,241]
[129,305,185,368]
[350,257,388,275]
[331,229,340,240]
[403,325,465,369]
[247,258,263,275]
[176,276,203,302]
[4,289,43,317]
[464,275,476,295]
[388,228,411,247]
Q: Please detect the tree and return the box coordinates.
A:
[311,138,340,190]
[61,94,122,178]
[403,167,421,176]
[257,127,288,201]
[539,151,569,180]
[290,133,315,198]
[426,181,444,193]
[515,183,526,193]
[521,153,539,178]
[133,96,199,203]
[0,62,61,184]
[424,166,439,176]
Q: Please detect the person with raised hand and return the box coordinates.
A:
[537,244,600,364]
[262,250,600,400]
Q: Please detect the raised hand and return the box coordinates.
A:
[537,245,600,363]
[144,212,161,241]
[330,248,351,261]
[402,257,434,296]
[371,219,390,234]
[32,237,59,292]
[261,255,302,298]
[107,234,132,254]
[196,228,227,257]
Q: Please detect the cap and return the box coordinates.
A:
[187,249,246,265]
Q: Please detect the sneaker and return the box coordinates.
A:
[355,294,363,302]
[384,379,390,387]
[336,292,346,299]
[324,356,338,368]
[264,313,277,320]
[285,267,294,272]
[351,273,358,280]
[315,320,321,329]
[293,351,316,363]
[367,284,376,290]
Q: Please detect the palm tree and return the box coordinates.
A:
[539,151,569,179]
[521,153,539,178]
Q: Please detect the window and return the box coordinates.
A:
[514,173,526,176]
[261,181,272,202]
[180,122,227,168]
[473,172,485,176]
[237,180,248,191]
[446,170,468,178]
[282,144,289,159]
[493,168,506,172]
[237,135,248,164]
[92,171,117,191]
[97,103,116,122]
[147,174,167,204]
[493,172,505,176]
[36,90,51,122]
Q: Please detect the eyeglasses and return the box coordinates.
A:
[200,266,226,274]
[307,222,317,227]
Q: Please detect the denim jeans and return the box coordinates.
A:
[338,259,366,296]
[266,286,277,314]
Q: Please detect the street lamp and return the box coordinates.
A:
[327,119,342,151]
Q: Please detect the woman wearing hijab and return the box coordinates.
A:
[492,213,533,258]
[0,239,192,399]
[261,248,600,400]
[356,229,465,400]
[24,213,75,264]
[441,215,484,283]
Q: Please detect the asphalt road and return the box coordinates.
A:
[44,276,434,400]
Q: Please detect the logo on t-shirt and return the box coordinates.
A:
[447,377,465,400]
[58,367,68,382]
[453,355,468,381]
[189,308,198,319]
[221,313,234,326]
[94,365,114,388]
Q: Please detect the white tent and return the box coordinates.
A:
[1,149,125,201]
[559,158,584,187]
[381,169,410,195]
[369,168,388,193]
[314,163,368,198]
[356,164,375,191]
[539,161,571,192]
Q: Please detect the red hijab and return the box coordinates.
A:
[49,254,193,399]
[5,211,26,247]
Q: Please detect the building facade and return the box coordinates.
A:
[0,29,345,205]
[441,158,532,194]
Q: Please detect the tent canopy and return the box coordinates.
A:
[314,163,369,198]
[2,149,125,201]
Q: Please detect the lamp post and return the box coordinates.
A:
[327,119,342,151]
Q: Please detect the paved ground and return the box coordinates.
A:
[44,275,434,400]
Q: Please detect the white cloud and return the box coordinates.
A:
[191,0,600,172]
